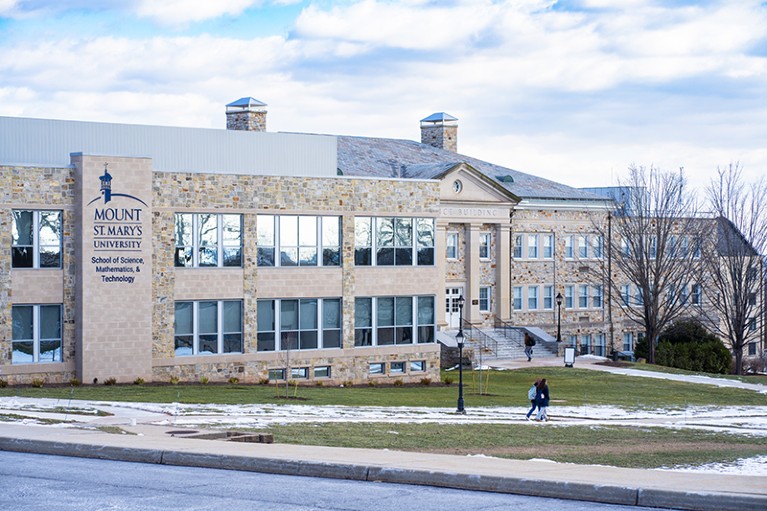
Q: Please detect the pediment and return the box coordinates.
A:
[438,163,520,205]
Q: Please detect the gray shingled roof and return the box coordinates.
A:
[337,136,605,201]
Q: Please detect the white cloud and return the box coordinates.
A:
[135,0,261,26]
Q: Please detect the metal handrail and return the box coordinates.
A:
[462,319,498,359]
[493,316,525,348]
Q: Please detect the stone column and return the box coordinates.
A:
[436,220,449,329]
[464,223,481,324]
[496,223,511,322]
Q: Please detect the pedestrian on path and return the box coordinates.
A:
[535,378,550,421]
[526,379,540,420]
[524,333,535,361]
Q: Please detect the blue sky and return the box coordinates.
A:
[1,0,766,191]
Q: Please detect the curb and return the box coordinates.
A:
[1,436,765,511]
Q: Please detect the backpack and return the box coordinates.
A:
[527,385,537,401]
[531,338,536,346]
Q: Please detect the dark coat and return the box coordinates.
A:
[535,384,550,407]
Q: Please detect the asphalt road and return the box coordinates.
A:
[0,451,679,511]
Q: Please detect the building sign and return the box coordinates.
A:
[87,164,148,285]
[441,206,504,219]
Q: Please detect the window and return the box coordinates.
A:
[390,361,405,374]
[692,237,701,259]
[12,210,62,268]
[12,304,62,364]
[446,231,459,259]
[479,287,491,312]
[636,286,645,306]
[528,286,539,310]
[620,238,631,257]
[268,368,286,381]
[622,332,634,352]
[355,296,435,347]
[174,213,242,268]
[410,360,426,372]
[578,235,588,258]
[749,293,757,306]
[579,285,589,308]
[543,285,554,310]
[580,334,592,355]
[567,334,577,347]
[174,300,242,356]
[621,285,631,306]
[256,298,341,352]
[513,235,522,259]
[527,234,538,258]
[369,363,385,375]
[512,286,523,311]
[564,285,574,309]
[594,333,605,356]
[691,284,701,305]
[649,236,657,260]
[748,342,757,356]
[257,215,340,267]
[314,366,331,378]
[564,235,574,259]
[355,217,434,266]
[592,285,603,309]
[748,318,757,333]
[479,232,491,259]
[542,234,553,258]
[291,367,309,379]
[592,235,603,259]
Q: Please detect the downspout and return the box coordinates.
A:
[608,212,614,352]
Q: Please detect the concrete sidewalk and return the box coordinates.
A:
[1,421,766,511]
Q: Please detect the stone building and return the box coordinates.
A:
[0,98,762,385]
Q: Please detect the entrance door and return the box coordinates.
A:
[445,287,464,328]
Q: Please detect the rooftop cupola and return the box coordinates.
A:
[226,97,268,132]
[420,112,458,152]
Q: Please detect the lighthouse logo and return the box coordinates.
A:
[87,163,148,206]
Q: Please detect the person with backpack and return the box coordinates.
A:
[526,379,540,420]
[524,332,535,361]
[535,378,550,421]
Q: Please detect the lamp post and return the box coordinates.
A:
[556,292,563,342]
[456,295,466,414]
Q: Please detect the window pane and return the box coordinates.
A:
[38,340,62,362]
[377,327,395,345]
[39,211,62,246]
[355,247,371,266]
[355,217,371,246]
[199,335,217,354]
[417,247,434,265]
[377,218,394,247]
[396,326,413,344]
[395,247,412,265]
[12,306,33,340]
[322,330,341,348]
[12,342,34,364]
[39,246,61,268]
[174,302,193,335]
[280,300,299,330]
[314,366,331,378]
[300,331,318,350]
[198,214,218,247]
[299,216,317,246]
[174,336,193,356]
[299,247,318,266]
[223,247,242,267]
[418,296,435,325]
[395,297,413,325]
[257,247,275,266]
[257,215,275,246]
[175,214,193,247]
[410,361,425,372]
[394,218,412,247]
[280,216,298,247]
[39,305,61,340]
[223,333,242,353]
[323,299,341,328]
[222,215,241,243]
[257,332,275,352]
[323,248,340,266]
[280,247,298,266]
[13,210,34,245]
[223,301,242,333]
[377,297,395,327]
[355,298,372,327]
[417,218,435,247]
[299,299,318,330]
[281,331,299,351]
[12,247,33,268]
[198,301,217,334]
[322,216,340,246]
[257,300,275,332]
[417,325,434,343]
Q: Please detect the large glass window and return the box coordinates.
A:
[527,235,538,258]
[355,217,434,267]
[594,333,606,356]
[174,213,242,268]
[12,210,62,268]
[354,296,435,346]
[12,304,62,364]
[257,215,341,267]
[542,234,553,258]
[174,300,243,356]
[257,298,342,351]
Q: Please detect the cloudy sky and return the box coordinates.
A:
[1,0,765,190]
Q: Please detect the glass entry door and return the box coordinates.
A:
[445,287,464,329]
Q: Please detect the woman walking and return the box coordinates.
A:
[525,379,540,420]
[535,378,550,421]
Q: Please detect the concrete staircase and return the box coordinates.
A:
[466,326,559,361]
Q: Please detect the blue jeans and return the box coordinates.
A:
[526,400,537,418]
[524,346,533,360]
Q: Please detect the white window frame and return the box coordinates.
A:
[174,299,243,356]
[12,210,63,269]
[621,284,631,306]
[527,234,538,259]
[11,303,63,364]
[543,285,554,310]
[479,232,491,260]
[175,213,243,268]
[578,234,588,258]
[512,286,523,311]
[564,235,574,259]
[542,234,554,259]
[565,285,574,309]
[513,234,523,259]
[446,231,459,259]
[354,295,436,347]
[528,285,539,310]
[256,297,342,352]
[479,286,491,312]
[353,216,435,267]
[579,285,589,308]
[258,215,341,268]
[623,332,634,352]
[592,285,603,309]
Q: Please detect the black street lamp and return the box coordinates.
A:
[456,295,466,414]
[556,292,563,342]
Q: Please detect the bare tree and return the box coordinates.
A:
[597,165,704,364]
[703,164,767,374]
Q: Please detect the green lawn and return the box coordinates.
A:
[621,362,767,385]
[1,367,765,408]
